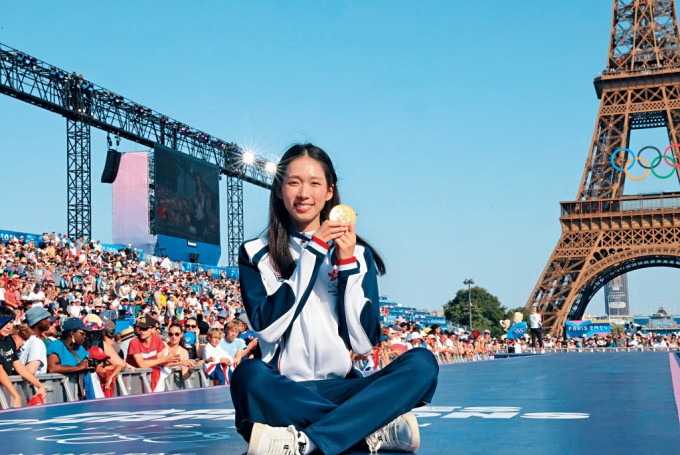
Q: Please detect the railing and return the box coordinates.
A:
[538,346,679,353]
[0,366,213,409]
[352,351,494,372]
[561,193,680,217]
[5,347,676,408]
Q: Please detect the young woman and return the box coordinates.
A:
[165,322,196,381]
[529,307,544,353]
[231,144,438,455]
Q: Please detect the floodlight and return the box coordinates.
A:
[265,161,277,174]
[242,152,255,165]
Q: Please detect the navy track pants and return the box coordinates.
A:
[230,348,439,455]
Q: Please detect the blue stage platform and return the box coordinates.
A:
[1,352,679,454]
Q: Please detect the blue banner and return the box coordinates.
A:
[565,320,612,339]
[177,262,238,279]
[506,321,527,340]
[0,229,45,246]
[100,242,142,256]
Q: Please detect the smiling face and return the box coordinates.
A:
[279,156,334,232]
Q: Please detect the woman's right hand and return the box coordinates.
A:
[313,220,349,244]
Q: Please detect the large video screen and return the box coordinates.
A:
[154,144,220,245]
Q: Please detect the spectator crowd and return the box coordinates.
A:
[0,232,248,407]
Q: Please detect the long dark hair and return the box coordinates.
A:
[268,143,386,278]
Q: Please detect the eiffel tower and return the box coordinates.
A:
[527,0,680,336]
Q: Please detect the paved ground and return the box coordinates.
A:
[1,352,678,455]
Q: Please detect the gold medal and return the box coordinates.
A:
[329,204,357,224]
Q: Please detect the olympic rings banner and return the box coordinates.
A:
[506,321,527,340]
[611,144,680,180]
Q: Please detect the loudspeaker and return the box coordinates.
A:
[189,253,200,263]
[101,149,122,183]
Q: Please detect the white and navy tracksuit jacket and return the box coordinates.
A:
[238,230,381,382]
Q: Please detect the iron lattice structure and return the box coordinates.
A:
[226,176,245,266]
[527,0,680,336]
[0,42,273,264]
[66,118,92,241]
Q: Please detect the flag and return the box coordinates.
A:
[83,372,106,400]
[152,366,172,392]
[506,322,527,340]
[204,362,235,385]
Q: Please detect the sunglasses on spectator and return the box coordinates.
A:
[168,332,182,337]
[185,324,197,328]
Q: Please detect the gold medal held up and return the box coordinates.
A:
[329,204,357,224]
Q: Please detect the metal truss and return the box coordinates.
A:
[0,41,272,252]
[66,118,91,240]
[226,175,244,266]
[608,0,680,73]
[528,0,680,336]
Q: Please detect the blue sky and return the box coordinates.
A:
[1,1,679,316]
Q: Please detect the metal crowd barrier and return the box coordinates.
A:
[352,351,495,372]
[0,366,213,410]
[538,346,680,353]
[351,345,680,372]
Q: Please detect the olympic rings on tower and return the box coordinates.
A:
[610,145,679,179]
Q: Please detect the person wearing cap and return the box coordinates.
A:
[213,309,229,329]
[19,306,53,374]
[47,317,95,375]
[85,345,120,398]
[0,307,46,407]
[408,331,426,350]
[374,335,395,368]
[236,313,259,351]
[126,316,180,392]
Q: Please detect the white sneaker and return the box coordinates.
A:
[540,349,545,354]
[248,423,304,455]
[365,413,420,453]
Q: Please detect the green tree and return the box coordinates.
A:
[443,286,507,338]
[611,324,625,336]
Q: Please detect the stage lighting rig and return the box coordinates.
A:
[0,40,274,263]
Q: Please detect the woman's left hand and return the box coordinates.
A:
[334,222,356,260]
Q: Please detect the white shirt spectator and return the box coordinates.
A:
[203,342,233,365]
[28,290,45,302]
[529,313,542,329]
[19,335,47,374]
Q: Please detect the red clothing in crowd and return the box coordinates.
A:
[126,335,166,390]
[4,288,19,309]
